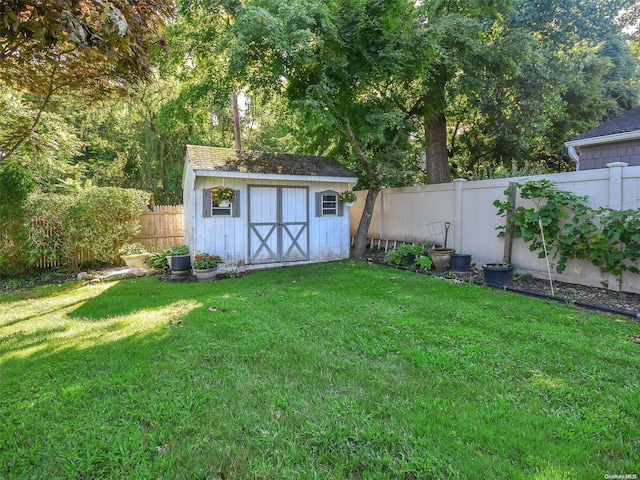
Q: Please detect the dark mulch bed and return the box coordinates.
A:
[510,274,640,316]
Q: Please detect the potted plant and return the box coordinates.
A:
[482,263,515,287]
[166,245,191,274]
[211,186,236,207]
[338,190,358,207]
[192,252,224,281]
[450,253,472,272]
[119,242,149,269]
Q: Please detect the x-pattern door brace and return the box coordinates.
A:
[248,186,309,264]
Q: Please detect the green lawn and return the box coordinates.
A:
[1,261,639,479]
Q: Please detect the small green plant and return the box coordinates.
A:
[384,244,428,266]
[118,243,147,256]
[416,255,433,270]
[226,268,240,278]
[146,251,169,269]
[192,252,223,269]
[169,245,189,255]
[146,245,189,270]
[3,279,22,289]
[338,190,357,203]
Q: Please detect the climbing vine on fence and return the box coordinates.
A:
[494,179,640,280]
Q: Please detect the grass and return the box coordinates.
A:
[1,260,639,479]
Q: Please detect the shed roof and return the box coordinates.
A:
[566,107,640,147]
[186,145,357,178]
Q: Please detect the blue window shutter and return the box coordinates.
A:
[315,192,322,217]
[232,190,240,217]
[203,189,212,217]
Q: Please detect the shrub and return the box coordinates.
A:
[24,187,151,270]
[0,161,35,276]
[384,244,428,266]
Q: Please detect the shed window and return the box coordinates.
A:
[212,202,232,216]
[316,190,344,217]
[203,189,240,218]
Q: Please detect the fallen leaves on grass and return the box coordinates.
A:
[207,307,237,313]
[156,444,169,456]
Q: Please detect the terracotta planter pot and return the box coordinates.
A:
[430,247,456,271]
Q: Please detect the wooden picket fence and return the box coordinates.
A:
[132,205,184,253]
[30,205,184,269]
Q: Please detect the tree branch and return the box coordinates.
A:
[0,58,61,163]
[345,119,378,184]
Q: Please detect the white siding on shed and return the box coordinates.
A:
[191,176,353,267]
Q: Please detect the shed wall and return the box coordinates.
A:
[192,176,352,266]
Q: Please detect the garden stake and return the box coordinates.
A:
[444,222,451,248]
[539,218,555,297]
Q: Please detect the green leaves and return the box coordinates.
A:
[24,187,151,270]
[496,179,640,282]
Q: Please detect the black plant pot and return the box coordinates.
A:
[483,263,514,287]
[450,253,472,272]
[167,254,191,273]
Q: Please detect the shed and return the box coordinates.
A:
[182,145,359,269]
[565,106,640,170]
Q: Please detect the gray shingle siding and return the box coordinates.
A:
[580,139,640,169]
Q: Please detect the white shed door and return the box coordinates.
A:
[248,186,309,264]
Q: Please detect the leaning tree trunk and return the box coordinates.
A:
[352,187,381,259]
[424,112,452,184]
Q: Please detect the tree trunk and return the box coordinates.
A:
[353,187,381,258]
[424,112,451,184]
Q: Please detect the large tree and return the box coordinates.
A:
[0,0,174,163]
[226,0,446,256]
[418,0,511,184]
[450,0,639,175]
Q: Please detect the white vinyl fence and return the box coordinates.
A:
[350,162,640,293]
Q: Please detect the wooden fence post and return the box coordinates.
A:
[503,182,517,265]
